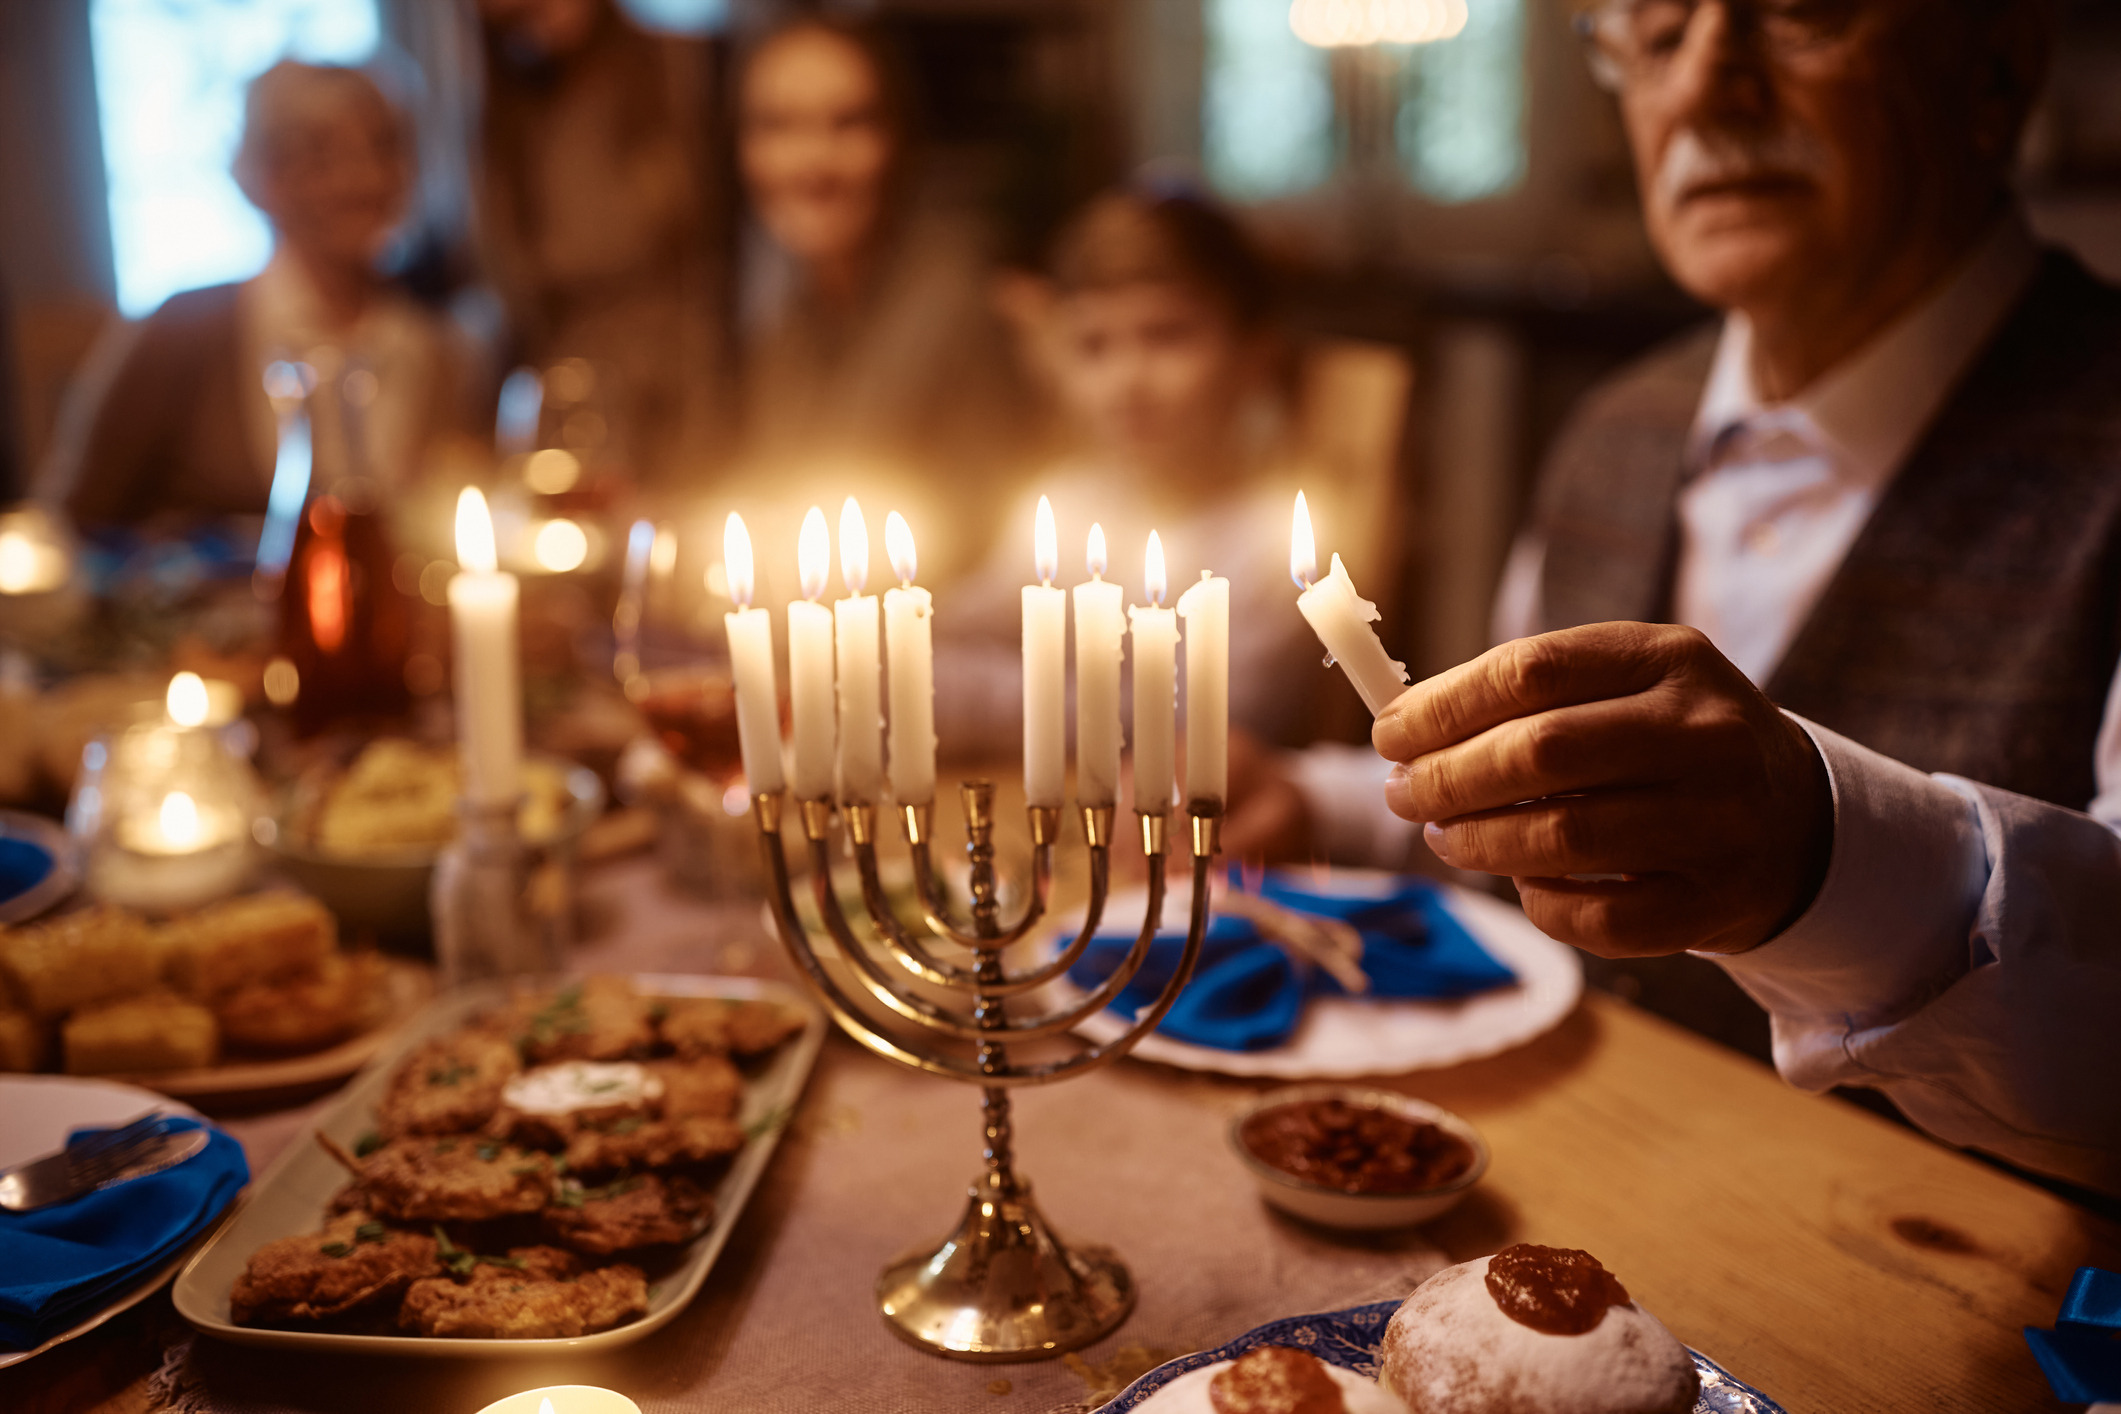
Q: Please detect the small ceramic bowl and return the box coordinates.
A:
[1230,1084,1489,1231]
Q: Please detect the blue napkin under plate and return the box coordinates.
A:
[0,1116,248,1350]
[1069,874,1517,1052]
[2026,1266,2121,1403]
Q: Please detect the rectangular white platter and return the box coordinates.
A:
[172,972,825,1359]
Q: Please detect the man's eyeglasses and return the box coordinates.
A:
[1573,0,1865,91]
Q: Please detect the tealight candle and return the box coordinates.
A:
[1176,567,1229,808]
[473,1388,642,1414]
[1290,490,1409,715]
[1072,523,1124,809]
[834,499,884,804]
[1022,496,1066,809]
[882,511,936,806]
[1128,531,1177,818]
[721,513,786,798]
[449,488,524,806]
[787,506,837,800]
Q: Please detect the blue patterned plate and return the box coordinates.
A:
[1092,1299,1785,1413]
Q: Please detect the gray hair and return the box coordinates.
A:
[231,60,404,199]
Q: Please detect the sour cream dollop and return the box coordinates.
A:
[502,1060,663,1116]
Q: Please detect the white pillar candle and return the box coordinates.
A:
[835,499,884,804]
[882,510,936,806]
[474,1388,641,1414]
[1072,522,1124,809]
[1023,495,1067,809]
[787,505,836,801]
[1128,530,1177,818]
[721,513,786,798]
[1177,568,1229,809]
[1291,490,1409,716]
[449,488,523,807]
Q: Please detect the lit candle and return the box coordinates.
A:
[473,1389,641,1414]
[1128,531,1177,818]
[787,506,837,800]
[1072,523,1124,809]
[722,513,786,798]
[1023,496,1067,809]
[449,488,523,807]
[882,511,936,806]
[834,499,884,804]
[1176,568,1229,809]
[1290,490,1409,715]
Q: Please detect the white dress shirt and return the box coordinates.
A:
[1296,212,2121,1194]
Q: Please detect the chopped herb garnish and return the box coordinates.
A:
[354,1131,384,1158]
[434,1140,459,1154]
[553,1184,585,1209]
[319,1242,351,1257]
[744,1105,792,1141]
[476,1142,501,1162]
[608,1115,644,1136]
[524,984,591,1046]
[511,1162,547,1177]
[427,1060,473,1087]
[431,1226,523,1279]
[353,1222,388,1245]
[647,1002,668,1023]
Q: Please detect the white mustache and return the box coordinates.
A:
[1655,125,1830,206]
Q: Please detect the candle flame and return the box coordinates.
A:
[1144,530,1167,607]
[1290,490,1317,589]
[1033,495,1058,586]
[798,505,830,602]
[159,791,201,850]
[1289,0,1467,48]
[1086,522,1107,580]
[539,1401,556,1414]
[724,512,755,608]
[840,498,869,596]
[455,487,497,575]
[885,511,917,587]
[0,531,33,593]
[166,672,209,728]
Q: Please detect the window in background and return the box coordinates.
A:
[1203,0,1334,201]
[1397,0,1526,203]
[616,0,727,35]
[89,0,380,319]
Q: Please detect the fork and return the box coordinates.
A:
[0,1110,184,1212]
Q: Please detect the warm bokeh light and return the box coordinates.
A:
[524,448,582,495]
[0,511,70,595]
[798,506,830,602]
[158,791,201,850]
[1087,522,1108,580]
[166,671,209,728]
[456,487,498,574]
[1291,490,1318,589]
[532,518,589,572]
[650,525,678,577]
[840,498,869,596]
[263,656,300,706]
[886,511,918,587]
[1144,530,1167,607]
[1034,495,1058,586]
[1289,0,1467,47]
[724,512,755,609]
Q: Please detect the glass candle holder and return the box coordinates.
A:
[68,706,262,914]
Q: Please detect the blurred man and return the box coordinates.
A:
[45,62,468,528]
[1240,0,2121,1194]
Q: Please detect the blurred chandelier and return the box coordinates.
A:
[1290,0,1469,47]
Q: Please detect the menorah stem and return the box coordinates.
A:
[964,781,1018,1189]
[961,780,1002,938]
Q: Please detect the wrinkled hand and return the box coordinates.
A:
[1372,623,1832,957]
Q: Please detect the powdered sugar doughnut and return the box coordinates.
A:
[1378,1247,1697,1414]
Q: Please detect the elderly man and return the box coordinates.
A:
[1243,0,2121,1197]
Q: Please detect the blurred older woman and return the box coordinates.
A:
[45,61,470,530]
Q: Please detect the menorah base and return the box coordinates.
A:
[875,1170,1136,1362]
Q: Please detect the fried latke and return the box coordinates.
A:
[511,977,655,1063]
[647,1056,742,1120]
[378,1032,522,1138]
[230,1213,440,1326]
[356,1136,555,1222]
[657,996,805,1059]
[398,1248,649,1338]
[564,1114,745,1177]
[543,1173,710,1255]
[216,952,388,1053]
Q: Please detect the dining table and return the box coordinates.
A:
[3,801,2114,1414]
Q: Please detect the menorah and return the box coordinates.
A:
[755,784,1221,1362]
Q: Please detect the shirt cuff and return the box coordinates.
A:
[1707,715,1988,1045]
[1289,743,1420,869]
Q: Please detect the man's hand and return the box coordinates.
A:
[1372,622,1832,957]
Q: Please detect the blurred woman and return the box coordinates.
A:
[732,16,1033,579]
[937,187,1330,756]
[44,62,471,530]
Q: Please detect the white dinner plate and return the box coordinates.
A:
[1046,871,1582,1078]
[0,1076,213,1370]
[172,973,824,1359]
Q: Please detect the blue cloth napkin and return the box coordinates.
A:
[0,837,52,904]
[2026,1266,2121,1403]
[1068,874,1517,1051]
[0,1116,248,1350]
